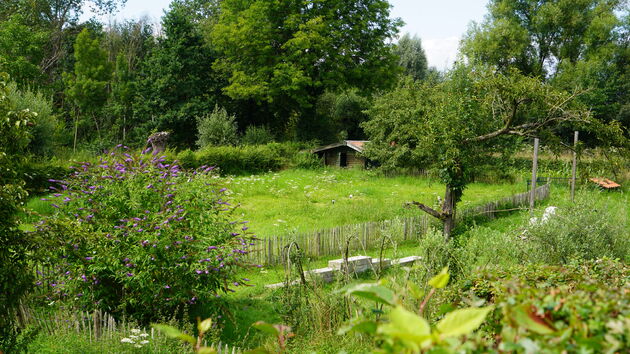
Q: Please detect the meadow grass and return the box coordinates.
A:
[22,184,628,353]
[217,168,523,237]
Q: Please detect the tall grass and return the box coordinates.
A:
[218,168,522,237]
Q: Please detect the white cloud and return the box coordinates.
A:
[422,36,461,71]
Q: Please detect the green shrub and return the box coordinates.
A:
[242,125,274,145]
[6,83,64,157]
[290,151,322,169]
[19,161,70,194]
[460,258,630,353]
[525,198,628,264]
[33,148,257,322]
[196,105,239,148]
[192,145,283,175]
[0,73,35,352]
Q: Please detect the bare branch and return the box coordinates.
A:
[406,201,444,220]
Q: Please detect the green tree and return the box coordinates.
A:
[394,33,428,81]
[362,66,588,238]
[0,15,48,87]
[64,28,112,149]
[134,1,223,148]
[461,0,626,78]
[313,89,371,143]
[210,0,402,134]
[461,0,629,139]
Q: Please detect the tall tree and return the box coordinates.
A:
[394,33,428,81]
[134,1,223,148]
[461,0,629,140]
[210,0,402,134]
[362,66,589,238]
[64,28,112,149]
[461,0,626,78]
[0,15,48,88]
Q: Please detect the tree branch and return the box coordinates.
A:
[406,201,444,220]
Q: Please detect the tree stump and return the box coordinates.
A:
[147,132,169,154]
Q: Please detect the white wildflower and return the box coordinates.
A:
[121,338,134,343]
[131,329,141,334]
[140,340,150,344]
[134,344,143,348]
[139,333,149,337]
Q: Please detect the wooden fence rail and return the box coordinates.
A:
[246,183,551,266]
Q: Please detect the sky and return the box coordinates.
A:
[86,0,490,70]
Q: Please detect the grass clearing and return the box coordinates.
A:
[219,168,523,237]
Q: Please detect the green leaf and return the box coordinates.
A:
[377,306,432,350]
[151,323,196,345]
[252,321,280,336]
[436,306,493,338]
[337,319,377,335]
[407,281,425,300]
[151,323,183,338]
[198,318,213,335]
[511,305,555,335]
[428,267,450,289]
[341,283,396,306]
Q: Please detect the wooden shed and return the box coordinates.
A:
[312,140,369,168]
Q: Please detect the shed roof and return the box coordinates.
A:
[312,140,369,153]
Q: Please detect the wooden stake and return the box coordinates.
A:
[530,138,539,215]
[571,131,579,202]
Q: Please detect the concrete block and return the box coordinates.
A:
[391,256,422,267]
[306,267,335,282]
[328,256,372,273]
[370,258,391,270]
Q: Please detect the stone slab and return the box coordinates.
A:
[391,256,422,267]
[328,256,372,273]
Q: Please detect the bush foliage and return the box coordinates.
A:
[33,148,257,321]
[196,105,239,148]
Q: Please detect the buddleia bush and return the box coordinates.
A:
[33,147,257,322]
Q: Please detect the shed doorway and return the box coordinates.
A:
[339,152,347,167]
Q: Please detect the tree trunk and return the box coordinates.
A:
[442,184,456,240]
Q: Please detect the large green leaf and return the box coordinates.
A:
[436,306,493,338]
[428,267,450,289]
[337,319,378,335]
[151,323,196,345]
[341,283,396,306]
[198,318,213,335]
[378,306,432,350]
[407,281,425,300]
[252,321,280,336]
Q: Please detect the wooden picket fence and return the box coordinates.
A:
[246,183,551,266]
[17,304,242,353]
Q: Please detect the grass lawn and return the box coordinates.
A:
[218,168,523,237]
[21,168,524,236]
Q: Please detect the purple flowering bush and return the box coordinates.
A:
[32,147,256,321]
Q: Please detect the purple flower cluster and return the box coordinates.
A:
[35,146,257,319]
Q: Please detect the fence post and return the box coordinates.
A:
[529,138,539,215]
[571,131,579,202]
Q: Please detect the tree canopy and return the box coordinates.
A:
[362,65,589,237]
[394,33,428,81]
[210,0,402,131]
